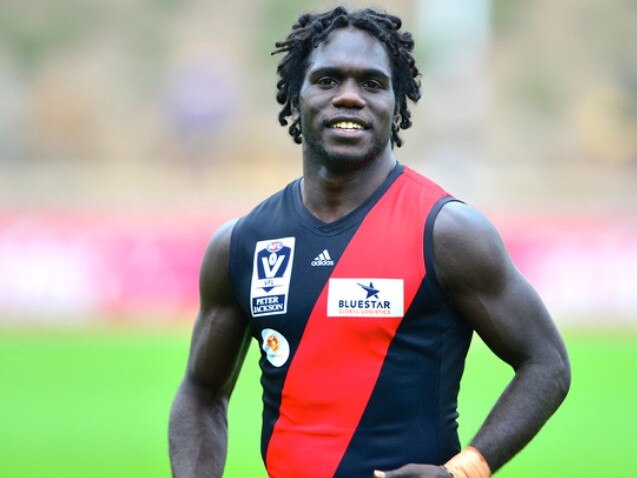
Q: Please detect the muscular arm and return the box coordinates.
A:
[433,202,571,472]
[169,219,251,478]
[376,202,570,478]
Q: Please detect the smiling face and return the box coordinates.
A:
[298,26,396,172]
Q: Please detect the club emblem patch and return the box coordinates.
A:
[250,237,295,317]
[327,278,404,317]
[261,328,290,367]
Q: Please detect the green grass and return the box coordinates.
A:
[1,326,635,477]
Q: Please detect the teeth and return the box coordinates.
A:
[332,121,364,130]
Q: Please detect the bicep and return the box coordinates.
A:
[185,219,251,397]
[453,264,561,369]
[434,203,566,369]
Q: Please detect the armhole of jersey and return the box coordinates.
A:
[227,216,244,301]
[424,196,464,303]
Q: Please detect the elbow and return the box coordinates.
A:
[553,347,572,403]
[524,345,571,405]
[181,372,228,405]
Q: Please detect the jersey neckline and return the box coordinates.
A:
[287,162,404,236]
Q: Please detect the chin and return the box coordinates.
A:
[309,140,388,173]
[323,152,375,173]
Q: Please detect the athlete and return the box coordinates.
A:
[168,7,571,478]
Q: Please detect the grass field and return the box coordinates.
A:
[1,326,636,477]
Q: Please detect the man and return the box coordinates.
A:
[169,7,571,478]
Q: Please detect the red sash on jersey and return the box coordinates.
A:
[265,168,447,478]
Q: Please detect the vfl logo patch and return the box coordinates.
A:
[261,328,290,367]
[250,237,295,317]
[327,278,404,317]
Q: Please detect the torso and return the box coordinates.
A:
[228,164,473,477]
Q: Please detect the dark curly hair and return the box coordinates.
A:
[272,6,421,147]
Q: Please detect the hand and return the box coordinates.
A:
[374,464,453,477]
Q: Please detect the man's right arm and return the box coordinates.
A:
[169,219,251,478]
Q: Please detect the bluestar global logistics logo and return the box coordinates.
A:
[327,278,404,317]
[250,237,295,317]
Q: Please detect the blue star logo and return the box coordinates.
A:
[357,281,380,299]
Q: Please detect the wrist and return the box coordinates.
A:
[443,446,491,478]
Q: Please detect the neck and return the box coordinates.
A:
[300,147,396,223]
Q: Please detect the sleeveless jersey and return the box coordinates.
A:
[228,164,473,478]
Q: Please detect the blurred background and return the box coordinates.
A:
[1,0,636,476]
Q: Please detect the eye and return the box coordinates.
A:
[316,77,338,88]
[363,79,385,91]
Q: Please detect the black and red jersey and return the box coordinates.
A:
[228,163,473,477]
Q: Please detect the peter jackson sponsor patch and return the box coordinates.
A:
[250,237,295,317]
[327,278,404,317]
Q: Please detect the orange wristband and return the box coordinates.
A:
[443,446,491,478]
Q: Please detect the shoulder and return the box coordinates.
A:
[199,218,240,308]
[432,201,512,293]
[244,179,299,217]
[401,166,450,198]
[202,219,239,268]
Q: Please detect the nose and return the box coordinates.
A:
[332,80,366,109]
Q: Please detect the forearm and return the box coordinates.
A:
[169,380,229,478]
[469,357,570,472]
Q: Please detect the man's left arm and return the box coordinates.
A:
[437,201,571,475]
[376,202,571,477]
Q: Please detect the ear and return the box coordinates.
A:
[290,96,301,120]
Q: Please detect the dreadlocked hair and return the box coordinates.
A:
[272,6,421,147]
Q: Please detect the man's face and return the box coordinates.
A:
[298,26,396,171]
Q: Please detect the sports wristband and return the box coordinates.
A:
[443,446,491,478]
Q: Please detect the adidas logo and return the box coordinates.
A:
[311,249,335,267]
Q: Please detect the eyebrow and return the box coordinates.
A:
[308,66,391,82]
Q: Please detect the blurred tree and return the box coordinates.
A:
[0,1,104,71]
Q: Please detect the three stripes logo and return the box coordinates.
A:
[311,249,335,267]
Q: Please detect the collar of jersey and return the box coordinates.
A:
[288,162,404,236]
